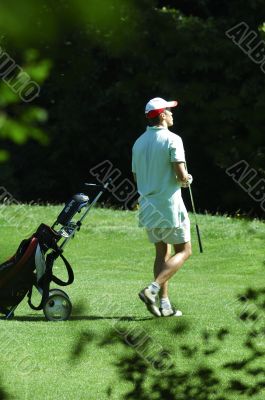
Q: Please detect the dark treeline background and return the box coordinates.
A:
[0,0,264,216]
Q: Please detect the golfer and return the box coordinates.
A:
[132,97,192,317]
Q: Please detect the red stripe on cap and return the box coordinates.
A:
[146,108,165,119]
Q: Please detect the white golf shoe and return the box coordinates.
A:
[138,287,161,317]
[139,287,156,304]
[160,307,183,317]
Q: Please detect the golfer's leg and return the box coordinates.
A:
[153,242,171,298]
[155,241,192,286]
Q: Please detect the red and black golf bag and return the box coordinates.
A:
[0,223,74,320]
[0,180,109,321]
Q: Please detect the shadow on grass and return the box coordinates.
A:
[2,290,265,398]
[70,315,153,321]
[0,378,10,400]
[11,316,46,322]
[69,287,265,399]
[12,315,153,322]
[10,300,153,322]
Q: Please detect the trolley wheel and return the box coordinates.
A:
[43,291,72,321]
[49,288,70,299]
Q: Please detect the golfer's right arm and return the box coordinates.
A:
[173,162,189,185]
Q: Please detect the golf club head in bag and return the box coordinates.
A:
[56,193,89,226]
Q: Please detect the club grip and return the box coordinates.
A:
[196,224,203,253]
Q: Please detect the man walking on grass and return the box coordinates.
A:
[132,97,192,317]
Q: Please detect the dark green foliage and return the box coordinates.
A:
[0,0,264,215]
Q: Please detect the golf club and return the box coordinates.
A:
[185,164,203,253]
[188,184,203,253]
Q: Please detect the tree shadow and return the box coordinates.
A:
[0,378,10,400]
[68,287,265,399]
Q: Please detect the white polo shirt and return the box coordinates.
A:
[132,126,187,228]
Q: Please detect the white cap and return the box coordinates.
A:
[145,97,178,118]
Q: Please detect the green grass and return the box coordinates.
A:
[0,205,264,399]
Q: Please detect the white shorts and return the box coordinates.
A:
[146,218,190,244]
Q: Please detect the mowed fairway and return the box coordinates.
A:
[0,205,264,400]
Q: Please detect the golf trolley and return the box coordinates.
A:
[0,180,110,321]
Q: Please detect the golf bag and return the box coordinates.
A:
[0,181,109,321]
[0,223,74,319]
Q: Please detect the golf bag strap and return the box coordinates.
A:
[27,244,54,311]
[27,251,74,311]
[27,276,50,311]
[51,252,74,286]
